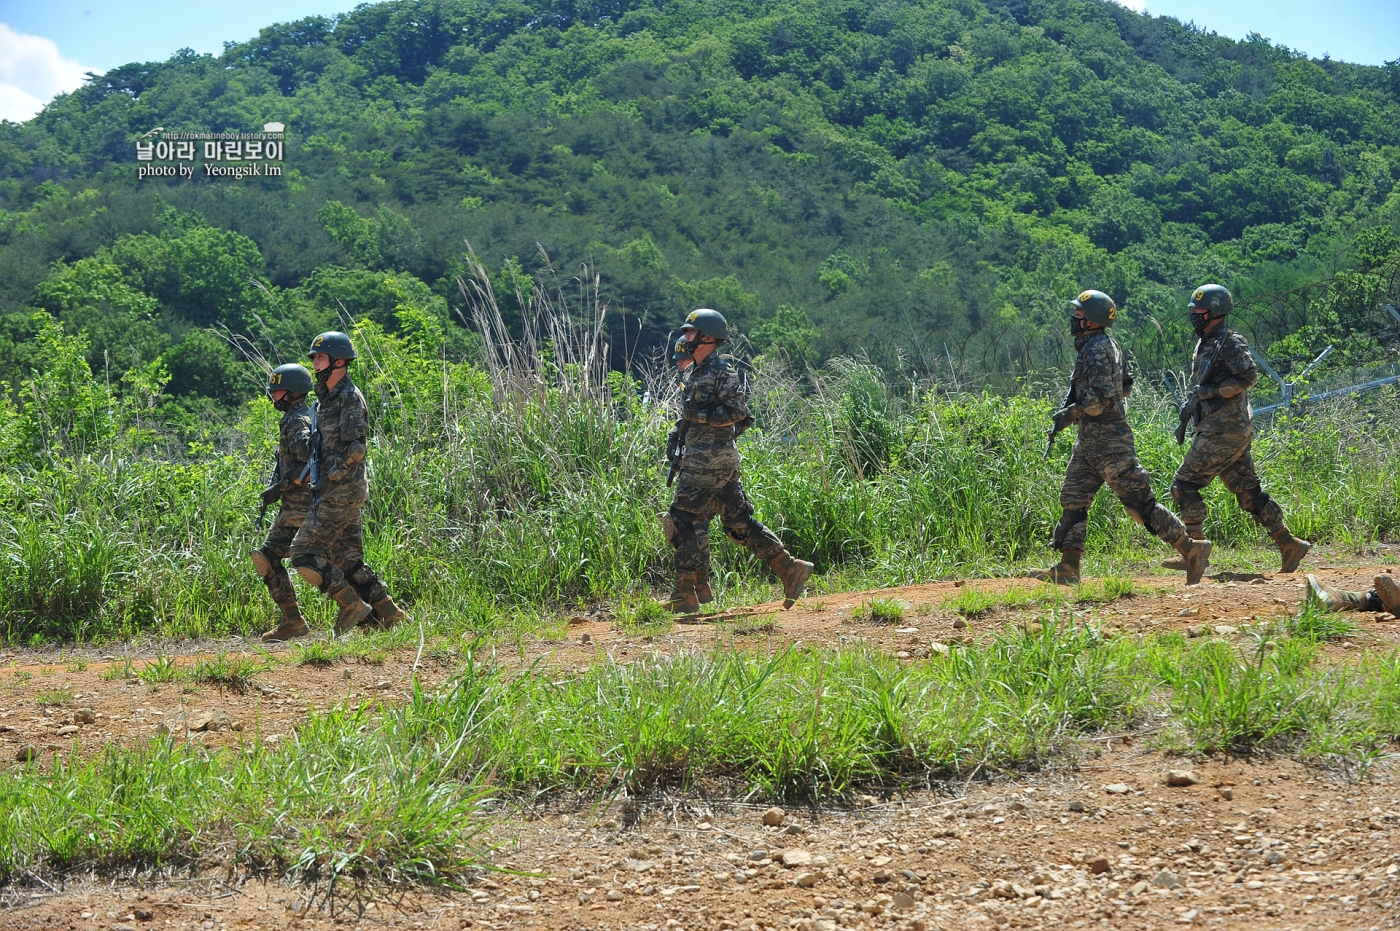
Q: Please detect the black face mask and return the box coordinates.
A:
[1070,315,1091,338]
[1190,311,1211,337]
[315,361,341,385]
[271,393,297,412]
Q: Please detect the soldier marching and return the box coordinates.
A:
[251,291,1322,638]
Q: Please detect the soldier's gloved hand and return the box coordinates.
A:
[665,430,680,462]
[259,486,282,505]
[1051,407,1075,430]
[323,457,346,483]
[1179,401,1195,421]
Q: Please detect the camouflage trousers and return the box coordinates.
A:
[666,468,785,573]
[1053,431,1187,553]
[1171,431,1284,534]
[285,482,389,605]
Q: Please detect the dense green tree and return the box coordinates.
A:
[0,0,1398,404]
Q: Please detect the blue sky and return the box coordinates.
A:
[0,0,1396,122]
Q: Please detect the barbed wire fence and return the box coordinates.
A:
[820,255,1400,425]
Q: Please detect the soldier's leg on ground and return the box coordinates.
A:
[1031,447,1100,584]
[666,470,721,614]
[715,472,813,608]
[1104,454,1212,585]
[332,519,406,628]
[290,491,374,634]
[1220,446,1311,573]
[252,507,309,641]
[694,528,715,604]
[1307,575,1386,612]
[1170,433,1233,541]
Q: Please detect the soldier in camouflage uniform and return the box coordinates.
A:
[1306,573,1400,615]
[665,335,715,604]
[252,364,316,641]
[289,331,406,635]
[663,309,813,614]
[1032,291,1213,586]
[1165,284,1311,574]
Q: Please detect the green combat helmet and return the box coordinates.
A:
[1069,290,1118,326]
[681,308,729,341]
[266,362,314,396]
[1188,283,1233,315]
[671,335,694,361]
[307,330,357,360]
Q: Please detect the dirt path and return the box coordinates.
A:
[3,753,1397,930]
[2,566,1400,928]
[2,566,1399,761]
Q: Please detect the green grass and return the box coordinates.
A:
[1288,601,1360,643]
[1,613,1398,887]
[0,707,493,889]
[190,653,271,690]
[136,654,184,685]
[33,689,72,707]
[8,317,1400,647]
[854,597,907,624]
[293,641,346,668]
[614,597,674,636]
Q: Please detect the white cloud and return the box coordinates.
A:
[0,81,44,123]
[0,22,93,123]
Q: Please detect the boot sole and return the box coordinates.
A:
[250,550,273,578]
[1185,541,1212,586]
[261,624,310,642]
[1374,575,1400,614]
[1280,541,1310,574]
[781,562,815,609]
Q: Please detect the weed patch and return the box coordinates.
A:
[137,655,183,685]
[615,597,673,636]
[1288,602,1358,643]
[854,597,907,624]
[191,653,270,691]
[33,689,72,707]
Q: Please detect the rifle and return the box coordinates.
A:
[665,419,689,487]
[1043,385,1076,461]
[1175,339,1220,445]
[257,451,283,530]
[299,403,325,522]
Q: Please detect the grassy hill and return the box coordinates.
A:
[1,0,1400,412]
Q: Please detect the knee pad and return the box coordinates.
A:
[1051,509,1089,549]
[1122,494,1160,534]
[291,555,325,591]
[249,549,273,579]
[344,560,375,588]
[1237,485,1268,514]
[723,520,754,545]
[1170,480,1199,508]
[661,511,678,547]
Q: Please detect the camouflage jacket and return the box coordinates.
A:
[276,399,313,508]
[312,373,369,496]
[1191,326,1256,437]
[680,352,751,471]
[1066,331,1132,440]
